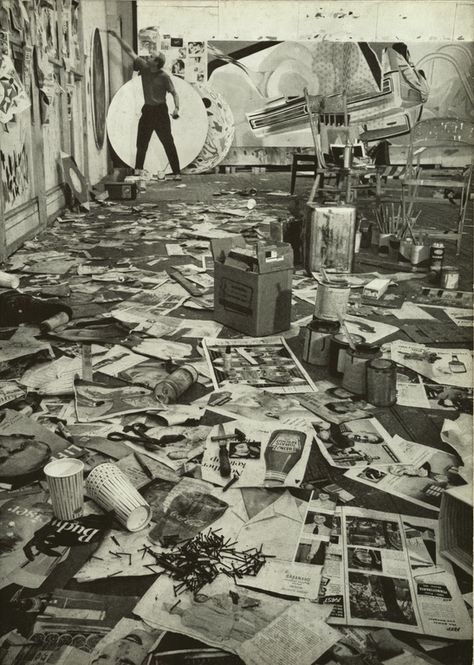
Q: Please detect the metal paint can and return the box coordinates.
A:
[429,242,445,274]
[302,318,340,366]
[328,332,365,376]
[410,244,430,272]
[440,266,460,290]
[397,238,413,265]
[342,344,381,395]
[314,280,351,321]
[378,233,391,256]
[153,365,198,404]
[366,358,397,407]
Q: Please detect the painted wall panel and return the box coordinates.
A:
[1,109,36,215]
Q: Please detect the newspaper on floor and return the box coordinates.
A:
[343,438,463,511]
[0,382,25,407]
[111,292,187,325]
[317,507,472,639]
[202,337,317,394]
[391,341,472,389]
[297,381,381,424]
[312,418,442,470]
[345,316,399,344]
[396,364,474,412]
[73,378,162,422]
[201,420,313,489]
[133,575,337,664]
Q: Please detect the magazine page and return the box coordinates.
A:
[343,439,463,511]
[312,418,432,470]
[317,507,346,624]
[341,507,423,634]
[202,337,317,394]
[201,420,313,489]
[391,341,472,389]
[400,515,472,640]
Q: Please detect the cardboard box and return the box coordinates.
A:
[104,182,137,200]
[212,238,293,336]
[439,483,472,575]
[303,204,356,273]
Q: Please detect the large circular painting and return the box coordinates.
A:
[91,28,106,149]
[185,84,235,174]
[106,75,208,175]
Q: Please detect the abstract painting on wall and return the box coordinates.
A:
[0,54,31,123]
[1,143,31,212]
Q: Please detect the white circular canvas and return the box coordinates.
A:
[106,75,208,174]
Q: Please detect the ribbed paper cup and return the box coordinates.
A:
[44,458,85,521]
[85,463,152,532]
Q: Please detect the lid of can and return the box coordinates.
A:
[368,358,394,370]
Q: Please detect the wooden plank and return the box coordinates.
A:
[402,179,465,188]
[30,12,48,233]
[0,123,6,261]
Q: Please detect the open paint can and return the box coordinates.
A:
[154,365,198,404]
[342,344,381,395]
[328,332,365,376]
[366,358,397,407]
[314,280,351,321]
[302,318,340,366]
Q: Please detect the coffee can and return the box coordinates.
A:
[430,242,445,274]
[366,358,397,407]
[397,238,413,265]
[302,318,340,366]
[410,244,430,272]
[154,364,198,404]
[328,332,365,376]
[314,280,351,322]
[440,266,460,290]
[342,344,381,395]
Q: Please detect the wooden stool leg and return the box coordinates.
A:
[290,157,297,194]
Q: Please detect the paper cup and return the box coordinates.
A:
[44,458,84,521]
[0,270,20,289]
[85,463,152,532]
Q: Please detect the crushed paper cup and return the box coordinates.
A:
[247,198,257,210]
[85,463,152,532]
[0,270,20,289]
[44,458,84,521]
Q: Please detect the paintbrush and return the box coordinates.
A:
[338,315,357,351]
[216,424,231,477]
[320,267,332,283]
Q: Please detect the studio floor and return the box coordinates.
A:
[0,171,472,665]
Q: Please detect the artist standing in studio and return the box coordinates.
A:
[107,30,182,180]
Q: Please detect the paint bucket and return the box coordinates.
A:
[0,271,20,289]
[153,364,198,404]
[440,266,460,290]
[378,233,391,256]
[410,244,430,272]
[397,238,413,265]
[302,318,340,366]
[430,242,445,274]
[389,237,400,261]
[342,344,381,395]
[328,332,365,376]
[314,280,351,322]
[366,358,397,407]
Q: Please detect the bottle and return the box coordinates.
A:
[449,354,467,374]
[263,430,306,485]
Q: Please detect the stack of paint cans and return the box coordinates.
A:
[302,278,352,367]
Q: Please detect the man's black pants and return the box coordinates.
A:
[135,103,180,174]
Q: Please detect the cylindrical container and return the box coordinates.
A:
[0,271,20,289]
[354,231,362,254]
[343,145,352,169]
[44,458,84,521]
[378,233,391,255]
[388,237,400,261]
[328,332,365,376]
[371,226,380,247]
[441,266,460,290]
[314,280,351,322]
[366,358,397,407]
[342,344,381,395]
[410,244,430,272]
[302,318,340,366]
[40,310,71,333]
[85,463,152,532]
[397,238,413,265]
[263,430,305,485]
[153,365,198,404]
[430,242,445,274]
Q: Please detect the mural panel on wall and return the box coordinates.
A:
[207,41,474,160]
[1,141,31,214]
